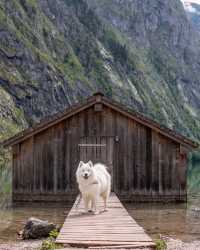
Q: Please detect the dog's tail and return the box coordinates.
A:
[75,193,82,210]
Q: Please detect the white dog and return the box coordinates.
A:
[76,161,111,214]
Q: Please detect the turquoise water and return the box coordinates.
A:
[0,163,199,243]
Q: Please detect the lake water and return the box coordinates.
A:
[0,203,70,243]
[125,194,200,242]
[0,163,200,243]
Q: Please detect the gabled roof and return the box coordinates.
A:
[1,92,198,149]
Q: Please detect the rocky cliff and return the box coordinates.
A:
[0,0,200,147]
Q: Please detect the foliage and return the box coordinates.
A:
[102,28,128,65]
[40,229,62,250]
[155,239,167,250]
[49,229,59,239]
[191,151,200,164]
[187,161,200,194]
[65,0,101,36]
[0,147,12,208]
[0,162,11,195]
[40,237,56,250]
[40,236,63,250]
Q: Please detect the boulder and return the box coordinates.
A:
[22,217,56,239]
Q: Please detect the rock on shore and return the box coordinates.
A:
[21,217,56,240]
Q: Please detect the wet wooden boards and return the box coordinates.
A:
[56,193,155,249]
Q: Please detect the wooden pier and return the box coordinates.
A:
[56,193,155,249]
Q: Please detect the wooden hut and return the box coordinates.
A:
[2,93,198,202]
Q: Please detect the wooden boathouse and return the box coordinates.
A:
[2,92,198,202]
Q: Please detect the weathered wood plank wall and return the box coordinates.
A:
[12,104,187,202]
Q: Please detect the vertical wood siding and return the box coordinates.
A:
[12,105,187,202]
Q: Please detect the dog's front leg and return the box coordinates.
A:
[92,195,99,215]
[83,196,89,213]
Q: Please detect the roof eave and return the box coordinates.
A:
[101,97,199,150]
[0,93,198,150]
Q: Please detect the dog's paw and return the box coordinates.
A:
[80,210,88,214]
[93,210,100,215]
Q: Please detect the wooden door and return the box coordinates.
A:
[78,136,114,190]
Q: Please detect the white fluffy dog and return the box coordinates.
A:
[76,161,111,214]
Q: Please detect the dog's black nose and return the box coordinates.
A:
[84,174,88,179]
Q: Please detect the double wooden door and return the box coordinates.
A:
[78,136,114,190]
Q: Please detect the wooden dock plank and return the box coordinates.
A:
[56,193,155,249]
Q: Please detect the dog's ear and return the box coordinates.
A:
[78,161,84,168]
[88,161,93,168]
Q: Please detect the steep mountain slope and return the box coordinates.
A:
[0,0,200,148]
[182,0,200,32]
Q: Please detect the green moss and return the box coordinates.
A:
[40,236,63,250]
[49,229,59,239]
[25,0,37,8]
[0,45,17,57]
[0,5,6,23]
[0,60,25,84]
[0,88,26,142]
[188,161,200,194]
[40,238,56,250]
[155,239,167,250]
[102,27,129,65]
[0,119,21,141]
[64,51,82,70]
[147,48,179,85]
[61,50,84,79]
[0,145,12,205]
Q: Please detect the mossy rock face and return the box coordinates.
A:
[0,87,26,140]
[0,0,200,150]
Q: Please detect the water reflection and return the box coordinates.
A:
[125,195,200,242]
[125,162,200,242]
[0,203,70,242]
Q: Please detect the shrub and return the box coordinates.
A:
[40,237,56,250]
[49,229,59,239]
[155,239,167,250]
[40,229,61,250]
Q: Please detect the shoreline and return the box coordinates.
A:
[0,240,42,250]
[0,238,200,250]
